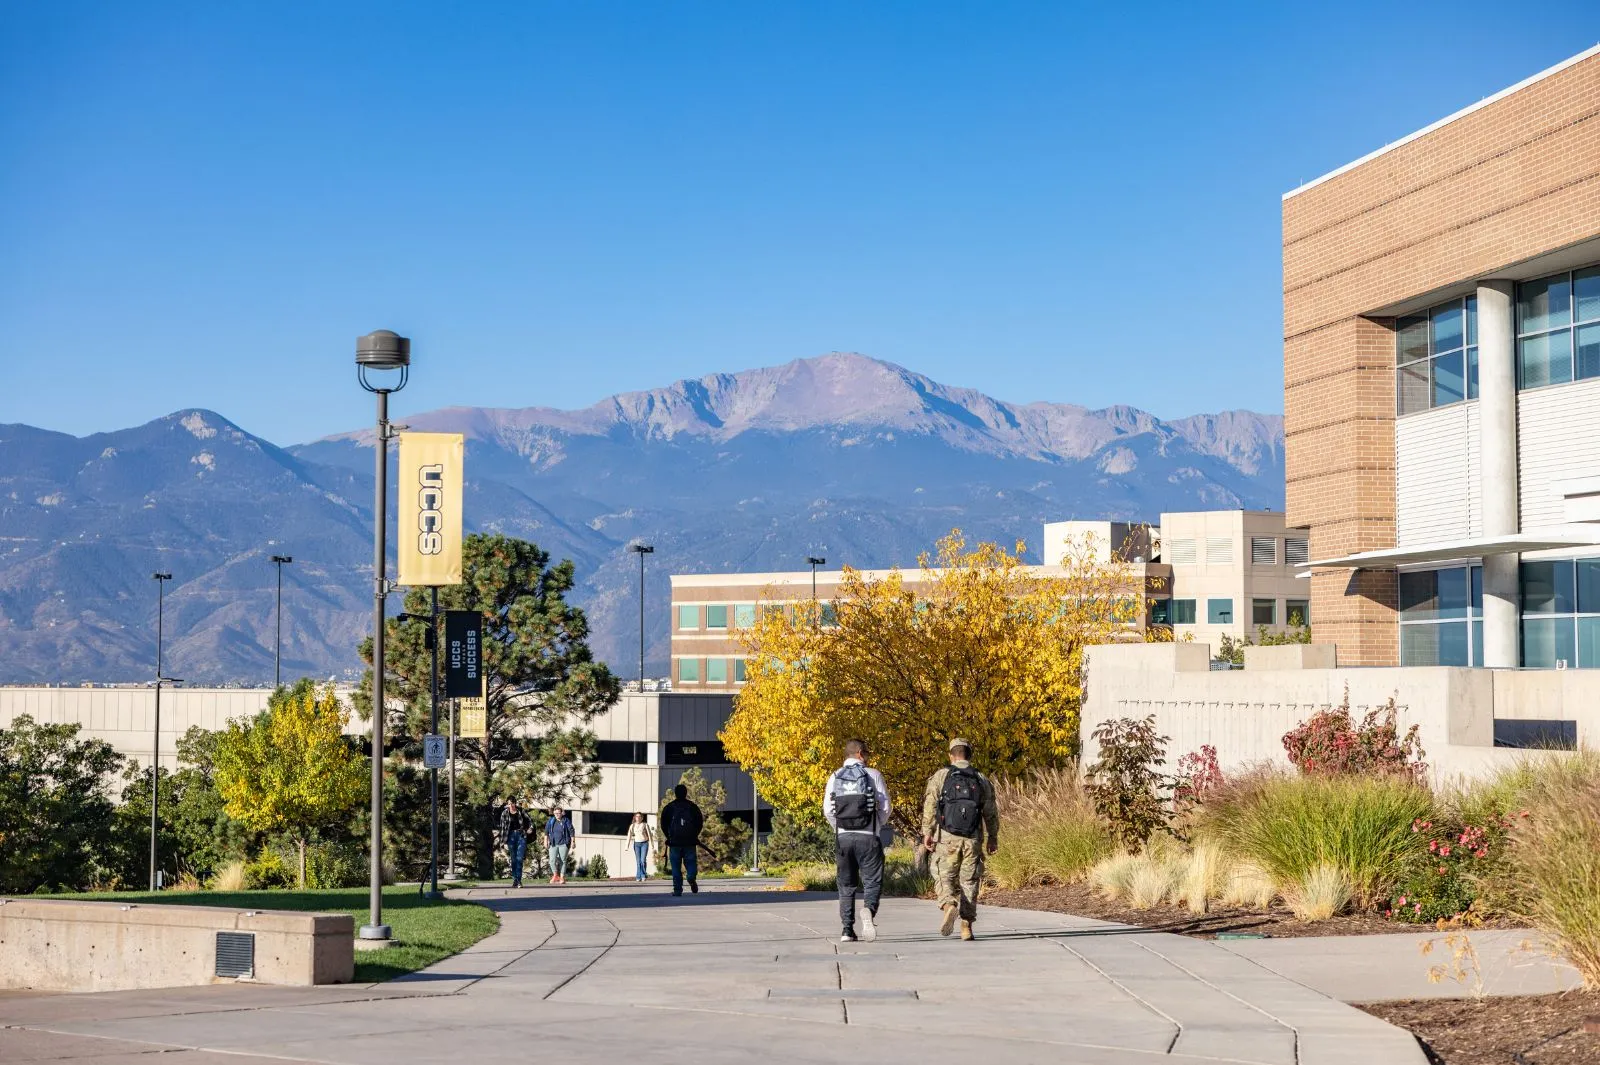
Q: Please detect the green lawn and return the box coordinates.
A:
[64,885,499,983]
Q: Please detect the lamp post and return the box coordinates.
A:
[629,543,653,691]
[805,556,826,612]
[357,329,410,943]
[270,555,293,688]
[149,571,173,892]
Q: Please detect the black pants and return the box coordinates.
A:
[836,832,885,930]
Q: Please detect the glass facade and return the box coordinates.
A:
[1399,565,1483,667]
[1397,295,1478,416]
[705,604,728,629]
[1517,267,1600,389]
[734,604,757,628]
[1169,599,1196,624]
[678,657,700,682]
[676,604,699,630]
[1520,558,1600,667]
[706,657,727,684]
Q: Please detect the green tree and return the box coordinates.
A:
[761,808,835,866]
[111,726,255,887]
[215,682,367,887]
[359,533,620,878]
[0,715,123,893]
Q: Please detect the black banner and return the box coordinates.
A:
[443,610,484,698]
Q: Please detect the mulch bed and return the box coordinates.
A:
[1362,993,1600,1064]
[982,880,1516,940]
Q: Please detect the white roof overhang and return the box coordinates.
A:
[1304,530,1600,571]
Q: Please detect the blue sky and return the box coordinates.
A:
[3,3,1596,443]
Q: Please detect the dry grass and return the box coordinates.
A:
[1175,842,1226,915]
[1282,863,1353,922]
[1504,753,1600,988]
[211,860,249,892]
[1217,859,1278,910]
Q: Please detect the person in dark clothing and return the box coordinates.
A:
[499,798,531,888]
[545,805,575,885]
[660,783,704,896]
[824,739,892,942]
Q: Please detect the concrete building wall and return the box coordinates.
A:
[1083,644,1600,787]
[1283,46,1600,664]
[0,687,278,771]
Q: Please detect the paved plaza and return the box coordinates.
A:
[2,881,1430,1064]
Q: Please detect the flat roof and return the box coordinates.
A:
[1283,43,1600,201]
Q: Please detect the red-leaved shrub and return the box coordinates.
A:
[1281,688,1425,779]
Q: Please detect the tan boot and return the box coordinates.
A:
[960,920,975,941]
[939,903,959,937]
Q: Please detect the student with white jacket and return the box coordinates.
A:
[823,738,892,943]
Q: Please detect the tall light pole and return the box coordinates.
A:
[629,543,653,691]
[357,329,410,944]
[149,571,172,892]
[270,555,293,688]
[805,556,826,612]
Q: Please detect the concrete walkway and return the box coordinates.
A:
[2,881,1428,1065]
[1217,927,1584,1002]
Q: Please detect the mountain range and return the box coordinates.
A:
[0,353,1284,684]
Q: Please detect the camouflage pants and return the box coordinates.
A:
[933,835,983,921]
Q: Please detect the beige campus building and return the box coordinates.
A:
[670,509,1309,691]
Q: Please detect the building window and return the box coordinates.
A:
[1205,538,1233,565]
[820,603,838,627]
[1207,599,1234,625]
[1250,537,1277,566]
[706,658,728,684]
[676,605,699,630]
[1399,566,1482,666]
[678,658,700,683]
[1149,600,1171,625]
[1168,539,1197,565]
[583,811,638,836]
[706,605,728,629]
[1398,295,1477,415]
[733,604,757,628]
[1517,267,1600,389]
[1251,599,1277,625]
[734,658,747,683]
[593,741,648,765]
[1286,599,1310,626]
[1168,599,1197,624]
[1519,558,1600,668]
[1285,538,1309,567]
[663,741,728,765]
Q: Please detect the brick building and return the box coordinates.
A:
[1288,45,1600,667]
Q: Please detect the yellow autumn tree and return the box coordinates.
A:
[215,682,367,888]
[721,530,1157,828]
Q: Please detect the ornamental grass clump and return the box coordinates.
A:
[989,767,1113,889]
[1503,754,1600,988]
[1282,863,1353,922]
[1200,771,1431,909]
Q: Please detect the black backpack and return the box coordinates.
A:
[938,766,984,838]
[832,763,877,831]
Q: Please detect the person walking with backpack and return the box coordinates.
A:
[499,798,531,888]
[921,738,999,941]
[660,783,705,896]
[824,738,892,943]
[545,805,575,885]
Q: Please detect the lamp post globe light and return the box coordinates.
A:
[629,543,654,691]
[149,572,173,892]
[270,555,293,688]
[357,330,410,943]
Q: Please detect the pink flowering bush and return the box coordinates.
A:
[1281,688,1426,780]
[1172,745,1224,813]
[1386,813,1518,923]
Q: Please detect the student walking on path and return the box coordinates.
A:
[545,805,574,885]
[627,812,653,881]
[660,784,704,896]
[921,738,999,941]
[824,738,892,943]
[499,798,531,888]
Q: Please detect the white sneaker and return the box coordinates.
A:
[861,909,878,942]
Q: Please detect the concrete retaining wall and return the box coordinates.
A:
[1083,644,1600,786]
[0,898,354,992]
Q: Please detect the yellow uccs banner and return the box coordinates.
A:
[397,432,464,586]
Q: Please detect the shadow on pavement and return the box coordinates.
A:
[465,887,824,912]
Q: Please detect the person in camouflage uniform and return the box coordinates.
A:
[920,738,999,940]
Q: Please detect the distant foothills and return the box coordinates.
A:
[0,352,1284,685]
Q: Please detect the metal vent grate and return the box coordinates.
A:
[216,931,255,979]
[1251,537,1278,566]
